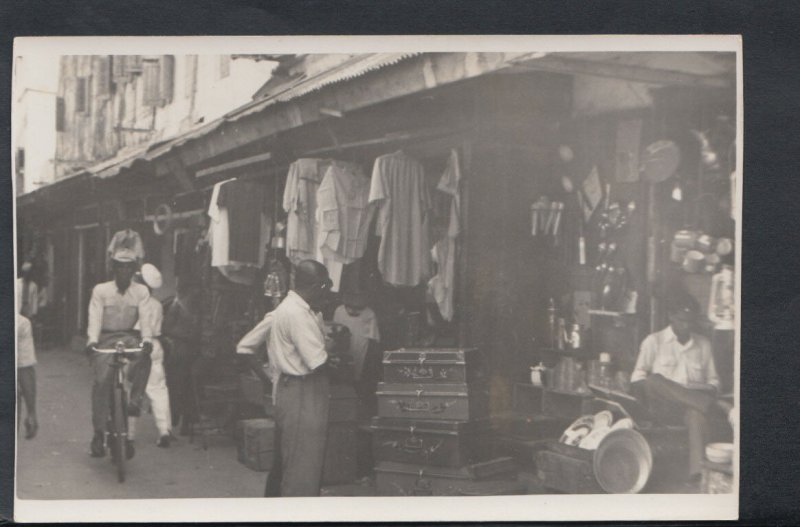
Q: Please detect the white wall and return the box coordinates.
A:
[13,55,59,195]
[126,55,277,145]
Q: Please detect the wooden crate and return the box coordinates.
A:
[537,448,603,494]
[240,418,276,472]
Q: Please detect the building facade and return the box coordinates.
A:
[53,54,276,180]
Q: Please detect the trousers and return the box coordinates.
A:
[91,332,151,434]
[145,339,172,436]
[632,374,716,477]
[274,372,330,497]
[164,338,198,427]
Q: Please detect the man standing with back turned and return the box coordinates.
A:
[269,259,337,496]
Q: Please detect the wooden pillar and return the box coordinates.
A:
[457,139,473,347]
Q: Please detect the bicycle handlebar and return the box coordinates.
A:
[92,347,145,353]
[92,340,145,354]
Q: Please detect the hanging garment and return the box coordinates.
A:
[427,149,461,322]
[207,178,267,286]
[208,179,234,268]
[217,179,269,267]
[368,151,432,287]
[107,229,145,261]
[333,305,380,381]
[316,161,373,291]
[283,158,331,266]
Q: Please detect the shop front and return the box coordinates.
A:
[15,51,737,495]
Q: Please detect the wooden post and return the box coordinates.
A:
[457,139,472,347]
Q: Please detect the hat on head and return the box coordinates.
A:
[343,290,368,309]
[21,262,33,273]
[111,248,138,263]
[140,263,162,289]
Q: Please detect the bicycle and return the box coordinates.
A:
[92,341,147,483]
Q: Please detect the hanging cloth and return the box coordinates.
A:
[316,160,373,291]
[207,178,261,285]
[217,179,269,267]
[368,151,432,287]
[107,228,145,262]
[283,158,331,266]
[428,149,461,321]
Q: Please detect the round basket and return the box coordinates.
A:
[593,428,653,494]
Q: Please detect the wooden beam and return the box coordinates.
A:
[195,151,273,179]
[510,56,731,88]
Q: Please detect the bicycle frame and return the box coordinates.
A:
[93,341,144,483]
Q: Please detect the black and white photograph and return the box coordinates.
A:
[11,35,740,522]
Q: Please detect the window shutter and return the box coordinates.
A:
[15,148,25,176]
[184,55,197,98]
[56,97,65,131]
[126,55,143,74]
[159,55,175,105]
[218,55,231,79]
[112,55,128,84]
[142,58,161,106]
[94,56,112,97]
[75,77,88,113]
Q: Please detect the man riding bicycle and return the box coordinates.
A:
[85,248,152,459]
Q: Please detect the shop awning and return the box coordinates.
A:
[17,51,736,209]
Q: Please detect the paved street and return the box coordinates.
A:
[16,347,266,500]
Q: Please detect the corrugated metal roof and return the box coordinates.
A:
[269,52,421,102]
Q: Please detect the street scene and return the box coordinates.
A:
[16,347,265,500]
[13,40,739,521]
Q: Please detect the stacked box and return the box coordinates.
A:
[239,418,275,472]
[372,348,516,495]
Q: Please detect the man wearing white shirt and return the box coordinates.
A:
[269,259,336,497]
[631,293,723,480]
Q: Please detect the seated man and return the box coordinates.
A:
[630,293,728,482]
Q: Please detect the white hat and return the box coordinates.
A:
[111,248,138,263]
[140,263,163,289]
[21,261,33,272]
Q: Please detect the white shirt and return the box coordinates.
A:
[87,281,151,344]
[17,314,37,368]
[631,326,720,390]
[268,291,328,376]
[333,305,380,379]
[369,151,432,287]
[17,278,39,318]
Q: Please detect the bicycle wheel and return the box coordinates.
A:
[111,386,127,483]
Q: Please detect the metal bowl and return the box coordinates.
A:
[705,442,733,464]
[593,428,653,494]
